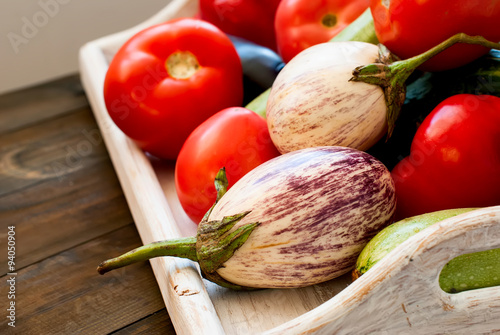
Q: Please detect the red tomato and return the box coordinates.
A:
[370,0,500,71]
[199,0,282,51]
[275,0,369,63]
[103,18,243,160]
[175,107,281,223]
[391,94,500,220]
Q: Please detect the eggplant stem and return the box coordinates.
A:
[351,33,500,138]
[395,33,500,71]
[97,237,197,275]
[97,169,261,290]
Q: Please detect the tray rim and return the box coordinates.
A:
[79,1,226,333]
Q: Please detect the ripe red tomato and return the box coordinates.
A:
[392,94,500,220]
[103,18,243,160]
[199,0,282,51]
[370,0,500,71]
[275,0,369,63]
[175,107,281,223]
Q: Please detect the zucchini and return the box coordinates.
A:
[353,208,500,294]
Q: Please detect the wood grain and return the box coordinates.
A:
[0,74,176,334]
[0,225,175,334]
[0,75,88,135]
[0,108,133,273]
[113,309,174,334]
[80,1,227,333]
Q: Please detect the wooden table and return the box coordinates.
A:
[0,74,176,334]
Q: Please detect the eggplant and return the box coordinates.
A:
[266,34,500,155]
[244,7,379,119]
[266,41,387,154]
[97,146,396,290]
[228,34,285,106]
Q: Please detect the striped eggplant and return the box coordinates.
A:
[98,146,396,289]
[244,8,379,119]
[266,41,387,154]
[266,34,500,155]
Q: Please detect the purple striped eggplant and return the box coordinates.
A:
[266,41,387,154]
[98,146,396,289]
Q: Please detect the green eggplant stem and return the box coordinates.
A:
[392,33,500,72]
[351,33,500,138]
[97,168,261,290]
[97,237,198,275]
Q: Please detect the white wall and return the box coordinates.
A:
[0,0,173,94]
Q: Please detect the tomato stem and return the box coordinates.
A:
[351,33,500,138]
[166,50,200,79]
[322,13,337,28]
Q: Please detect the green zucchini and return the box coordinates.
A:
[354,208,500,294]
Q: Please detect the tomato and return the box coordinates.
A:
[199,0,282,51]
[175,107,281,223]
[275,0,369,63]
[103,18,243,160]
[370,0,500,71]
[391,94,500,220]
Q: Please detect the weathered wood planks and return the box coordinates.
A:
[0,75,176,334]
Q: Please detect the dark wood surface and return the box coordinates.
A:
[0,75,176,334]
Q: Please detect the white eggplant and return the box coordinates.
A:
[98,146,396,290]
[266,34,500,155]
[266,41,387,154]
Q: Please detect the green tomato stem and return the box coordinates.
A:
[351,33,500,138]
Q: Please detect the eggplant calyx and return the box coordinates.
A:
[197,168,261,290]
[197,211,259,273]
[350,33,500,139]
[97,168,260,290]
[350,58,409,140]
[197,212,260,290]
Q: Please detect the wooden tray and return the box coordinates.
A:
[78,0,500,333]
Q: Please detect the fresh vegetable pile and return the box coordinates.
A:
[100,0,500,292]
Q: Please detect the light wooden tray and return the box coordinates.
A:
[79,0,500,333]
